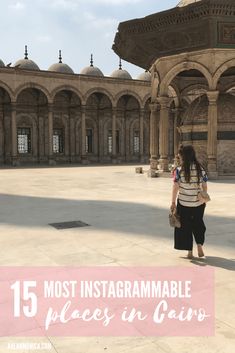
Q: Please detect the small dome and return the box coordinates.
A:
[111,58,132,80]
[137,71,151,81]
[80,66,104,77]
[48,51,74,74]
[48,63,74,74]
[80,54,104,77]
[111,68,132,80]
[0,59,5,67]
[177,0,202,7]
[14,59,40,71]
[14,45,40,71]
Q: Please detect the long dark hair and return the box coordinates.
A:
[178,145,203,184]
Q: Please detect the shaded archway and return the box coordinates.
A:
[16,87,48,163]
[85,92,112,162]
[156,66,210,171]
[214,66,235,175]
[117,94,140,161]
[0,87,11,164]
[53,90,81,163]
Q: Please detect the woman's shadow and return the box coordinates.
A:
[188,256,235,271]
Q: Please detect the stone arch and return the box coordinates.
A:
[168,85,179,108]
[84,88,114,105]
[51,85,83,103]
[160,61,212,95]
[85,92,112,160]
[0,86,13,164]
[15,82,50,102]
[219,81,235,94]
[213,59,235,90]
[0,80,14,101]
[116,94,140,159]
[114,90,142,108]
[142,93,151,107]
[180,84,208,104]
[16,87,49,163]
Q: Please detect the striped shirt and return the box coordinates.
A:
[173,164,208,207]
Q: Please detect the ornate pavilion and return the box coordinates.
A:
[113,0,235,178]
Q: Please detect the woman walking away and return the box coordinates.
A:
[171,145,208,259]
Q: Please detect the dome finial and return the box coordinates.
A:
[24,45,28,60]
[119,57,122,70]
[59,50,62,63]
[90,54,94,67]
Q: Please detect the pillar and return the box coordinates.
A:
[206,90,219,178]
[81,105,87,163]
[0,106,4,163]
[140,108,144,162]
[112,107,117,163]
[69,108,75,163]
[48,103,55,165]
[173,108,180,158]
[11,102,18,166]
[149,102,159,170]
[158,96,170,172]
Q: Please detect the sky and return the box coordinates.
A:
[0,0,179,79]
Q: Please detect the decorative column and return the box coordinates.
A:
[112,107,117,163]
[206,90,219,178]
[140,108,144,162]
[149,102,159,170]
[0,106,4,163]
[48,103,55,165]
[172,108,180,158]
[81,104,87,164]
[69,108,75,163]
[11,102,18,166]
[158,96,170,172]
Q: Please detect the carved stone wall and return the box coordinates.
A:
[218,141,235,174]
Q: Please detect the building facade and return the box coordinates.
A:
[0,51,151,166]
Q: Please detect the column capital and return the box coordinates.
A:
[149,102,158,113]
[157,96,171,109]
[112,107,118,114]
[206,91,219,104]
[48,103,54,112]
[81,104,87,114]
[171,107,179,114]
[11,102,17,112]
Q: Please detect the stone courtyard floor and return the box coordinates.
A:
[0,165,234,353]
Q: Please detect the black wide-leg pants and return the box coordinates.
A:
[174,201,206,251]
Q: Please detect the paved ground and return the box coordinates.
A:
[0,165,234,353]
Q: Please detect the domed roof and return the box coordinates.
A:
[137,70,151,81]
[182,93,235,126]
[48,51,74,74]
[14,46,40,71]
[0,59,5,68]
[177,0,202,7]
[111,59,132,80]
[80,54,104,77]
